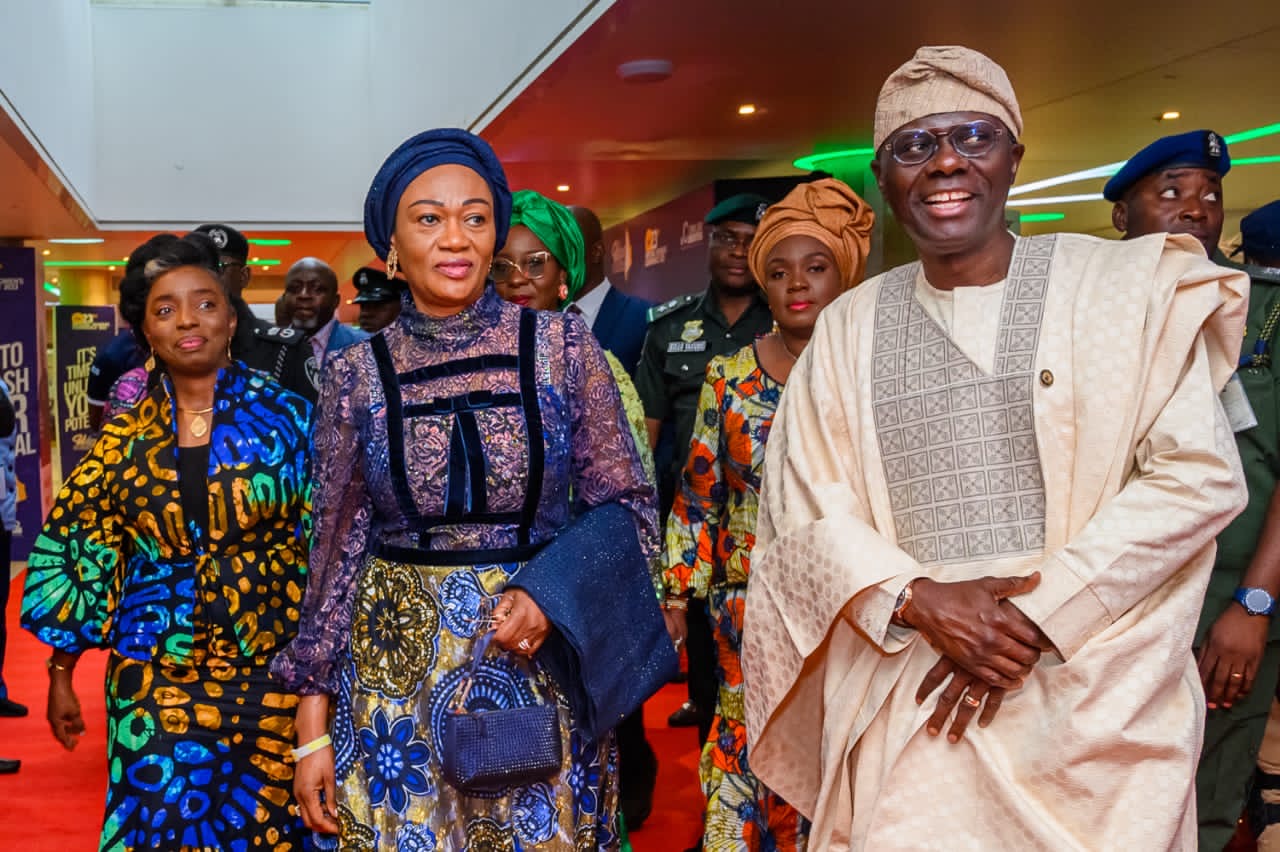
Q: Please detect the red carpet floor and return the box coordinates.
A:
[0,573,705,850]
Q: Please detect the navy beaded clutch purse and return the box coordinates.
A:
[441,631,562,794]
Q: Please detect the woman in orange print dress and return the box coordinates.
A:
[662,178,874,851]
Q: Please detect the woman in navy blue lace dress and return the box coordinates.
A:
[273,129,659,850]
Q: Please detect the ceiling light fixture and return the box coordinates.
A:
[738,104,757,116]
[1019,212,1066,223]
[556,184,570,192]
[1236,154,1280,166]
[247,238,292,246]
[616,59,673,83]
[43,283,61,296]
[248,259,282,267]
[1006,193,1105,207]
[792,147,877,171]
[41,249,50,256]
[47,238,104,245]
[1160,111,1181,121]
[108,265,117,271]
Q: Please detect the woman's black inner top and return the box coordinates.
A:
[178,444,211,538]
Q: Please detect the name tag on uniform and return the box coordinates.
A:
[667,341,707,354]
[1221,373,1259,433]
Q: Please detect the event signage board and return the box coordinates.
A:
[0,246,45,547]
[53,305,116,478]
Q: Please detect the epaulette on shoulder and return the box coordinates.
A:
[646,292,699,324]
[254,325,308,347]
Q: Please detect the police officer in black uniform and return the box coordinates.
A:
[351,265,404,333]
[191,224,318,403]
[634,193,774,743]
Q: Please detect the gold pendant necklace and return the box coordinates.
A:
[178,406,214,439]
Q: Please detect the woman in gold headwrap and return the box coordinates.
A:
[662,178,874,850]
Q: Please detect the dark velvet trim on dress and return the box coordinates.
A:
[398,354,519,385]
[370,333,425,528]
[516,309,544,549]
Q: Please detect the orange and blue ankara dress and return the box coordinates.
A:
[664,344,809,851]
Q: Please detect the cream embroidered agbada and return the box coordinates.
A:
[742,232,1249,850]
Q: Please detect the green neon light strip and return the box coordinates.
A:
[43,283,61,295]
[1019,212,1065,223]
[1235,154,1280,166]
[46,259,282,268]
[1225,124,1280,144]
[792,147,876,171]
[247,238,292,246]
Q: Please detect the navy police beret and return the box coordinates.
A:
[705,193,771,226]
[1240,200,1280,261]
[1103,130,1230,202]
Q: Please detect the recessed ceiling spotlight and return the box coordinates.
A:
[1160,110,1181,121]
[108,265,117,271]
[616,59,673,83]
[42,249,51,256]
[556,184,571,192]
[738,104,757,116]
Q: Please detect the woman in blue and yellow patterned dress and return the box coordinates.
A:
[272,130,663,850]
[22,234,314,850]
[662,179,874,851]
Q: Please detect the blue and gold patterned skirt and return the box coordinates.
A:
[331,555,619,850]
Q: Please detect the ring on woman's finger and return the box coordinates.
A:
[1230,671,1245,680]
[961,693,982,708]
[518,638,532,651]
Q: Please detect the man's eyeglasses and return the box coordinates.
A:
[491,251,550,282]
[708,230,754,252]
[883,119,1009,166]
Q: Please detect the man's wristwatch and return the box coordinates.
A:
[1234,586,1277,616]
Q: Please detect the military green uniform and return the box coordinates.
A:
[633,286,774,507]
[1197,262,1280,851]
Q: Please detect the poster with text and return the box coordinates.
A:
[0,246,44,548]
[53,305,116,480]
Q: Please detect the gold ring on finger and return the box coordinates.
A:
[1230,671,1245,679]
[962,694,982,708]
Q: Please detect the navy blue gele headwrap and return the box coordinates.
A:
[363,128,512,260]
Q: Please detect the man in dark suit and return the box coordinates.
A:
[569,206,653,374]
[284,258,369,392]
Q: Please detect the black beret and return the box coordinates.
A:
[191,224,250,263]
[1240,200,1280,260]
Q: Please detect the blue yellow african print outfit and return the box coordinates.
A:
[22,362,313,852]
[273,287,658,851]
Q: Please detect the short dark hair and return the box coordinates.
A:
[120,233,228,331]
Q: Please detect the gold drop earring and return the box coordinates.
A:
[386,246,399,280]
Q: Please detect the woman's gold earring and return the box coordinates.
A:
[559,284,569,301]
[227,340,234,363]
[145,352,156,373]
[386,246,399,280]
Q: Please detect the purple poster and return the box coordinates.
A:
[603,185,715,305]
[0,247,44,549]
[53,305,117,478]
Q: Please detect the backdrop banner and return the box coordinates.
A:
[53,305,116,480]
[0,247,45,549]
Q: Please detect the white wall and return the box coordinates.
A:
[87,0,612,229]
[0,0,96,211]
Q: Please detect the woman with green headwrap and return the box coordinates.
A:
[494,190,656,489]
